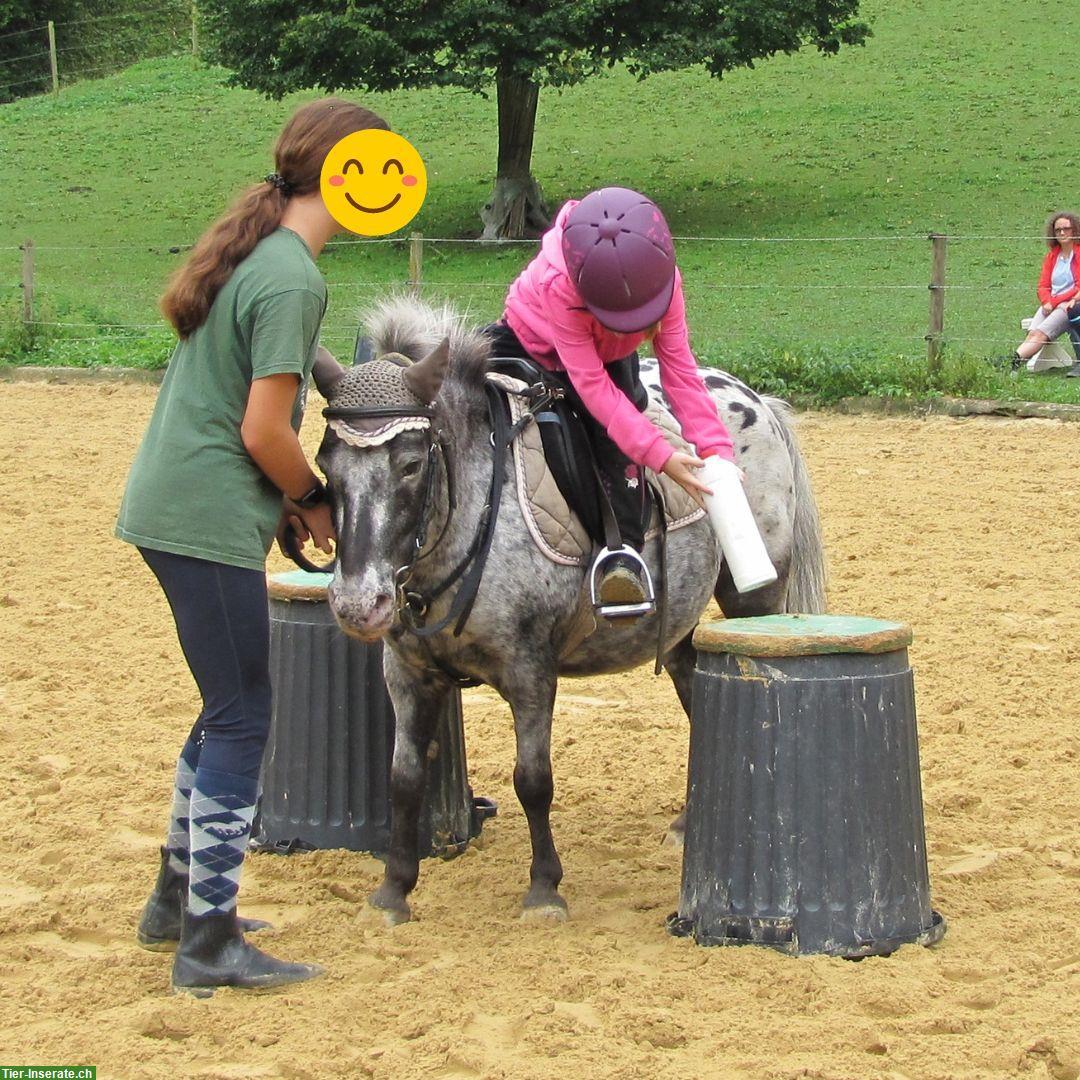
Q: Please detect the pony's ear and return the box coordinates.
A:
[312,345,347,400]
[403,337,450,403]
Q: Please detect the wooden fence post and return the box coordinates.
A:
[20,239,34,328]
[927,232,947,379]
[409,232,423,297]
[47,22,59,96]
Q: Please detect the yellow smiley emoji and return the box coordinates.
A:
[320,129,427,237]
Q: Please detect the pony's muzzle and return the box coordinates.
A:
[327,582,395,642]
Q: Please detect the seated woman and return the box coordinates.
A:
[1012,212,1080,374]
[487,186,735,619]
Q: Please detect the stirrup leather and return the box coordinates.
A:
[589,546,656,618]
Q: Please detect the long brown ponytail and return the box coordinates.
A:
[161,98,388,338]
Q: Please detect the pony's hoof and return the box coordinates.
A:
[358,902,410,929]
[379,906,411,928]
[662,809,686,848]
[661,826,685,849]
[520,897,569,923]
[367,888,412,926]
[520,905,568,923]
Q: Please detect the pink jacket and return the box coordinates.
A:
[503,201,735,474]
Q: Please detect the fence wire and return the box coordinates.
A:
[0,5,190,102]
[0,235,1065,252]
[0,23,47,43]
[6,232,1077,365]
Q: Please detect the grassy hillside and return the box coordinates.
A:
[1,0,1078,401]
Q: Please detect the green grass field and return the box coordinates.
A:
[2,0,1078,402]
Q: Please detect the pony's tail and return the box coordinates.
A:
[764,398,828,614]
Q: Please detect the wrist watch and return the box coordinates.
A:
[295,479,327,509]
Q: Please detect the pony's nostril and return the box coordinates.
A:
[326,583,394,626]
[341,592,394,626]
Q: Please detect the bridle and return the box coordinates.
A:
[281,402,445,577]
[286,371,558,641]
[322,381,538,640]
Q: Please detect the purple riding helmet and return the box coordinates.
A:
[561,187,676,334]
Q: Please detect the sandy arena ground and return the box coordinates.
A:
[0,381,1077,1079]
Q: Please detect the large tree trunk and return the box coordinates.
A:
[480,70,550,241]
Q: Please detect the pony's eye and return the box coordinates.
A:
[400,460,424,480]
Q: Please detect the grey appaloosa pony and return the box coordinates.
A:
[312,297,826,924]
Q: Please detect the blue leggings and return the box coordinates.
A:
[139,547,271,782]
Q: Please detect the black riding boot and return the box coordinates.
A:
[137,847,272,952]
[171,908,324,997]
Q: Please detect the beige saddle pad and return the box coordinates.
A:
[487,372,706,567]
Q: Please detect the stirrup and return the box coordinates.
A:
[589,546,656,619]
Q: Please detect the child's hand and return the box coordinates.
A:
[663,451,711,505]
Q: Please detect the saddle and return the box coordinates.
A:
[486,357,704,566]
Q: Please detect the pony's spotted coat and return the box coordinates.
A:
[313,298,827,923]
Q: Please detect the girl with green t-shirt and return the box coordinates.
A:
[116,98,386,996]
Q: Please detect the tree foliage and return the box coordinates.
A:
[203,0,868,98]
[199,0,870,234]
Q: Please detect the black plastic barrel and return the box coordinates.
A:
[669,614,945,957]
[252,570,491,858]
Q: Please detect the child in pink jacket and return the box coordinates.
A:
[487,186,735,616]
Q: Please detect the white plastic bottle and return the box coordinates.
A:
[697,456,778,593]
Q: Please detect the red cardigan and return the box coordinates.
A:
[1037,246,1080,306]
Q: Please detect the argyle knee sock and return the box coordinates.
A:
[187,768,258,917]
[164,730,202,875]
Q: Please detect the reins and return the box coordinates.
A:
[394,379,547,639]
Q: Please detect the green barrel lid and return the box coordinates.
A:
[267,569,334,602]
[693,614,912,657]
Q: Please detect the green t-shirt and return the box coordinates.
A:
[115,227,328,570]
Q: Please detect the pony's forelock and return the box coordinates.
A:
[362,296,491,391]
